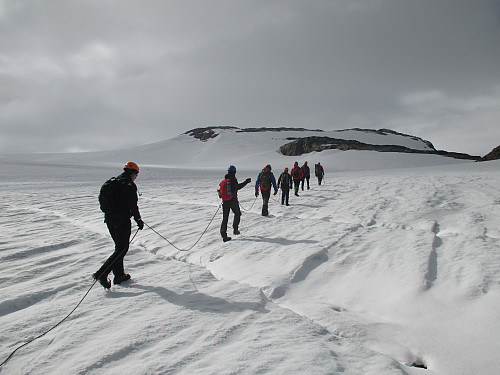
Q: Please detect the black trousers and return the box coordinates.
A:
[261,189,271,216]
[221,198,241,237]
[301,177,310,190]
[293,179,301,195]
[96,217,131,278]
[281,189,290,205]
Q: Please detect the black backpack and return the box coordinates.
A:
[315,164,322,175]
[280,172,290,186]
[260,169,271,188]
[99,177,122,213]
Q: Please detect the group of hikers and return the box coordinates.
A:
[218,161,324,242]
[93,161,325,289]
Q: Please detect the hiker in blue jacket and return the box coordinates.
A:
[255,164,278,216]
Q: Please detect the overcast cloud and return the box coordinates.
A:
[1,0,499,155]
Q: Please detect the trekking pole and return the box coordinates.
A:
[0,228,140,369]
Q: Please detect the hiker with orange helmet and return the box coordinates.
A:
[93,162,144,289]
[277,167,293,206]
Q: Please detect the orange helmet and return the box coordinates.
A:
[124,161,139,174]
[284,167,289,172]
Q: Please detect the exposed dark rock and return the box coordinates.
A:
[236,127,323,133]
[279,136,481,161]
[338,128,436,150]
[185,126,321,141]
[481,145,500,161]
[184,126,237,141]
[410,359,427,369]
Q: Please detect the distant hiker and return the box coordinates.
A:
[277,167,293,206]
[290,161,303,196]
[255,164,278,216]
[315,162,325,185]
[301,161,310,191]
[219,165,251,242]
[94,162,144,289]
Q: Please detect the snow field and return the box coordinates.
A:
[0,159,499,374]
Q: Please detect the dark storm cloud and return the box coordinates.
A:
[1,0,499,155]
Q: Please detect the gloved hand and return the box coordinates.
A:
[136,218,144,230]
[255,188,259,197]
[274,189,278,196]
[245,178,251,183]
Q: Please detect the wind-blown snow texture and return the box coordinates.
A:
[1,128,499,375]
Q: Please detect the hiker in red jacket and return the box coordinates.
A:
[290,161,303,196]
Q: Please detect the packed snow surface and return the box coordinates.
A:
[1,131,499,374]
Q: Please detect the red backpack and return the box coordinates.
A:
[218,178,234,201]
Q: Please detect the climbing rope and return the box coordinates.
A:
[144,203,221,252]
[239,196,259,211]
[0,229,140,369]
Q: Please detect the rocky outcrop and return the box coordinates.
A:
[236,127,323,133]
[338,128,436,150]
[186,126,322,141]
[184,126,481,161]
[279,136,481,161]
[184,126,237,141]
[481,145,500,161]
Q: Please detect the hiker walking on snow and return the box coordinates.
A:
[94,162,144,289]
[255,164,278,216]
[277,167,293,206]
[315,162,325,185]
[290,161,303,196]
[219,165,251,242]
[301,161,310,191]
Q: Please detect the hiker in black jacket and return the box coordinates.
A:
[301,161,310,191]
[220,165,251,242]
[94,162,144,289]
[315,162,325,185]
[278,167,293,206]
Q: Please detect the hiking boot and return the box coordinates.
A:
[223,236,232,242]
[93,273,111,289]
[233,229,240,235]
[114,273,131,285]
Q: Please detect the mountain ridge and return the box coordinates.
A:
[184,126,480,160]
[0,126,482,171]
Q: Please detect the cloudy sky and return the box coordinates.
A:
[1,0,499,155]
